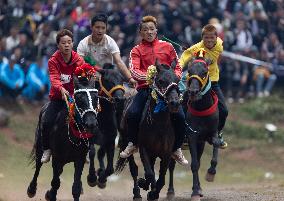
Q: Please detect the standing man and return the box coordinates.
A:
[77,13,136,86]
[41,29,85,163]
[119,15,188,166]
[179,24,228,149]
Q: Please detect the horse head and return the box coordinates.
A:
[186,56,211,101]
[73,75,100,135]
[96,63,125,109]
[152,59,180,113]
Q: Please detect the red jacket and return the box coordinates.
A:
[129,38,182,89]
[48,50,84,100]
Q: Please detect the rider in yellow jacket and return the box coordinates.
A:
[179,24,228,149]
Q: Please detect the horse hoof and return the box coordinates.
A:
[167,190,175,200]
[147,191,159,201]
[27,186,36,198]
[205,172,215,182]
[138,178,149,191]
[98,181,106,189]
[191,195,201,201]
[45,190,51,201]
[87,174,98,187]
[133,197,142,201]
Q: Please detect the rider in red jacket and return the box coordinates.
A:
[41,29,84,163]
[120,15,188,166]
[130,38,182,89]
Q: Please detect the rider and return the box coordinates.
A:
[77,13,136,86]
[41,29,85,163]
[119,15,188,166]
[179,24,228,149]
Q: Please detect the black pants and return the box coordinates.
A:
[0,83,23,98]
[211,82,229,132]
[127,88,185,151]
[41,100,65,150]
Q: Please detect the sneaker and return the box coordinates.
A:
[41,149,51,163]
[171,148,189,166]
[119,142,138,158]
[264,91,270,97]
[218,132,228,149]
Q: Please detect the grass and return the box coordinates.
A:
[1,95,284,200]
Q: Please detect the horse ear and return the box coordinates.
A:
[73,75,79,88]
[97,68,105,75]
[170,59,177,70]
[155,58,162,72]
[204,58,213,66]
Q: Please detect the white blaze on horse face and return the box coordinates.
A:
[140,22,157,42]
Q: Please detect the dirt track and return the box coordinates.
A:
[4,174,283,201]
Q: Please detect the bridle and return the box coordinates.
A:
[74,88,100,119]
[152,77,181,102]
[98,76,125,102]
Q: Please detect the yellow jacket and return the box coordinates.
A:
[179,37,223,82]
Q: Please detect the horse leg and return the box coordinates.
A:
[27,152,42,198]
[128,155,142,201]
[138,148,155,193]
[72,159,85,201]
[97,146,107,188]
[45,162,63,201]
[206,145,219,182]
[167,159,176,199]
[27,125,43,198]
[149,158,169,201]
[87,142,97,187]
[189,138,202,201]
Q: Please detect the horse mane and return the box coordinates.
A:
[102,63,115,70]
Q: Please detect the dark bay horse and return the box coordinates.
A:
[87,63,126,188]
[116,60,181,201]
[184,57,221,201]
[27,75,100,201]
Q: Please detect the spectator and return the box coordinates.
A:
[22,58,49,102]
[253,50,277,97]
[0,54,25,99]
[5,26,20,53]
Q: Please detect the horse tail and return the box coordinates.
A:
[28,107,44,168]
[114,156,128,175]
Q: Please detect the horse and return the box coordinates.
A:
[27,75,100,201]
[115,59,182,201]
[86,63,126,189]
[184,56,221,201]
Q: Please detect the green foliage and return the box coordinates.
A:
[240,95,284,123]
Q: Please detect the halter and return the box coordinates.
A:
[98,76,125,102]
[186,59,210,90]
[74,88,100,119]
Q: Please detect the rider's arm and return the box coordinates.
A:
[113,52,132,81]
[129,47,147,81]
[48,59,63,93]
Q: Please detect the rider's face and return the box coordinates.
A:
[202,31,217,49]
[57,35,73,55]
[140,22,157,42]
[91,21,107,42]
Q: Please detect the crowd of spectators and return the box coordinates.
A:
[0,0,283,104]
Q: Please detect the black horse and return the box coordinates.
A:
[87,63,126,189]
[116,60,181,201]
[184,57,220,201]
[27,75,100,201]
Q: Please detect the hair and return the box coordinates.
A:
[139,15,157,30]
[201,24,217,37]
[56,29,73,44]
[91,13,108,26]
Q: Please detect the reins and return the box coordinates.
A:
[98,76,125,103]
